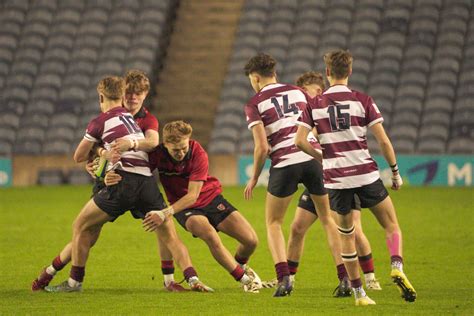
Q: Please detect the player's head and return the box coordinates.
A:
[323,50,353,81]
[244,53,277,92]
[124,69,150,114]
[163,120,193,161]
[97,76,126,112]
[296,71,326,98]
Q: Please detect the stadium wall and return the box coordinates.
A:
[238,155,474,187]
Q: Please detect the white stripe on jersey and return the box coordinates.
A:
[271,131,319,153]
[323,85,351,94]
[274,150,313,168]
[265,116,298,136]
[119,165,151,176]
[318,126,368,144]
[368,117,384,127]
[84,133,99,143]
[325,170,381,189]
[323,149,373,169]
[103,116,125,139]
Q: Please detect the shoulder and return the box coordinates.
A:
[351,89,372,105]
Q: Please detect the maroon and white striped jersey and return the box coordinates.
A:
[245,83,322,168]
[297,85,383,189]
[84,106,151,176]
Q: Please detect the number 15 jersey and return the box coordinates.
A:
[297,84,383,189]
[245,83,321,168]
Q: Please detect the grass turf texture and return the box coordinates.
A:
[0,185,472,315]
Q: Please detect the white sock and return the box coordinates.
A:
[391,261,403,271]
[46,265,57,276]
[163,274,174,286]
[240,274,251,285]
[353,286,367,299]
[67,278,81,287]
[364,272,375,282]
[188,276,199,285]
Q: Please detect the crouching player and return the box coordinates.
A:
[105,121,263,293]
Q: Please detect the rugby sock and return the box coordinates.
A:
[288,260,299,275]
[336,263,348,281]
[235,254,249,266]
[230,265,245,281]
[69,265,85,286]
[350,278,363,289]
[52,255,66,271]
[391,255,404,271]
[275,262,290,282]
[161,260,175,286]
[386,232,401,258]
[183,267,198,282]
[358,254,374,274]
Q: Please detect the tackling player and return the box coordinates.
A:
[242,53,341,297]
[295,50,416,305]
[105,121,262,293]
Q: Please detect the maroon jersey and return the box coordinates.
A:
[244,83,322,168]
[148,140,222,208]
[297,85,383,189]
[85,106,151,176]
[134,106,159,133]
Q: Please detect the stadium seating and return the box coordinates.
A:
[211,0,474,155]
[0,0,177,156]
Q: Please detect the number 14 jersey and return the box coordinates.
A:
[297,84,384,189]
[245,83,321,168]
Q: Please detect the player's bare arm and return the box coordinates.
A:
[245,123,268,200]
[111,129,159,153]
[73,139,96,163]
[370,122,403,190]
[294,125,323,162]
[143,180,204,231]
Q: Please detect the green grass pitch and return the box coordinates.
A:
[0,185,473,315]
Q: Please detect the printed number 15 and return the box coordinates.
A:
[327,104,350,131]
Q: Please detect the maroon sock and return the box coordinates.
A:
[336,264,348,281]
[275,262,290,282]
[350,278,362,289]
[234,254,249,266]
[230,265,245,281]
[391,255,403,265]
[70,266,85,283]
[288,260,299,275]
[52,255,66,271]
[359,254,374,274]
[183,267,197,281]
[161,260,174,275]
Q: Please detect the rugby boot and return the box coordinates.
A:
[44,280,82,293]
[333,276,352,297]
[353,287,376,306]
[391,268,416,302]
[32,267,54,291]
[273,275,293,297]
[164,281,189,292]
[189,278,214,293]
[366,278,382,290]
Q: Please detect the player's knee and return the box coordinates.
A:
[290,221,308,237]
[337,224,355,236]
[244,233,259,251]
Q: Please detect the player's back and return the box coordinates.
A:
[85,106,151,176]
[245,83,317,168]
[313,85,383,188]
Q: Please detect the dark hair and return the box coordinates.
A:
[296,71,326,90]
[125,69,150,94]
[244,53,277,77]
[323,50,353,79]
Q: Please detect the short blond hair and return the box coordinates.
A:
[163,120,193,144]
[125,69,150,94]
[97,76,125,101]
[323,50,353,80]
[296,71,326,90]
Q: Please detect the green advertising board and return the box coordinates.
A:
[239,155,474,187]
[0,158,12,187]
